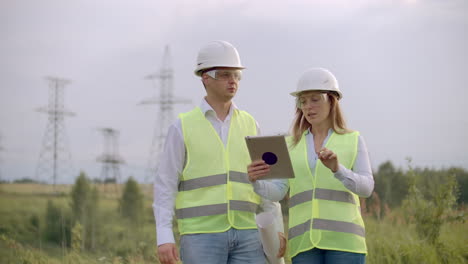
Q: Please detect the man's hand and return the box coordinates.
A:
[277,232,287,258]
[247,159,270,182]
[158,243,179,264]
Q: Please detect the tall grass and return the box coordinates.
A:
[365,213,467,264]
[1,183,466,264]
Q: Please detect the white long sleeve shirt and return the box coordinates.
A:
[152,98,262,246]
[253,128,374,202]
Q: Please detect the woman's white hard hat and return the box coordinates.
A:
[290,67,343,99]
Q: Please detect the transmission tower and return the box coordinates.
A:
[96,128,124,184]
[35,76,75,186]
[140,46,191,181]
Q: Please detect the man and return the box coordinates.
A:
[153,40,269,264]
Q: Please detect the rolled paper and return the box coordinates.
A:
[256,202,285,264]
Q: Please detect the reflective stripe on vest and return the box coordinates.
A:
[179,174,226,191]
[178,171,249,191]
[176,200,259,219]
[289,189,355,208]
[176,107,260,234]
[289,219,365,240]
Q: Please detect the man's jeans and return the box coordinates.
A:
[292,248,365,264]
[180,228,265,264]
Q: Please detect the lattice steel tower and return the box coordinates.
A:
[96,128,124,183]
[35,77,75,186]
[140,46,191,181]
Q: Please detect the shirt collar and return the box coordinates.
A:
[305,127,333,137]
[200,97,238,116]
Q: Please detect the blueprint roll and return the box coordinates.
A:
[256,202,285,264]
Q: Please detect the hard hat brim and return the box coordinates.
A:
[195,66,246,77]
[290,89,342,100]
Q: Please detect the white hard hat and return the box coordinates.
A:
[194,40,245,76]
[290,67,342,99]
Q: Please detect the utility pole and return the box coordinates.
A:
[96,128,124,184]
[140,46,191,182]
[35,76,75,187]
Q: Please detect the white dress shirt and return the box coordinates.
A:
[253,128,375,202]
[152,98,262,246]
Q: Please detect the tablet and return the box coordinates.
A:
[245,135,295,179]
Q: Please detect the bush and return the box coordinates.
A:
[119,177,144,226]
[70,172,100,251]
[401,163,463,263]
[44,200,71,246]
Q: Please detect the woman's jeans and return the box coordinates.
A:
[180,228,265,264]
[292,248,365,264]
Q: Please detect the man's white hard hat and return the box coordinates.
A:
[194,40,245,76]
[290,67,343,100]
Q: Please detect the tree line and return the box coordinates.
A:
[371,161,467,211]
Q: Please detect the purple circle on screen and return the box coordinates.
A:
[262,152,278,165]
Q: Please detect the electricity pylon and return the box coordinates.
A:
[35,76,75,187]
[140,46,191,182]
[96,128,124,184]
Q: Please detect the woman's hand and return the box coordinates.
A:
[317,147,339,173]
[247,159,270,182]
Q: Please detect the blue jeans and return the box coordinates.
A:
[180,228,265,264]
[292,248,365,264]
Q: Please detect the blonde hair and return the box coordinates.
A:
[290,92,351,146]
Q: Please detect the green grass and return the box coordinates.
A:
[365,217,467,264]
[0,183,159,263]
[0,183,467,264]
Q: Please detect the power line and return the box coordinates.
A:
[140,46,191,182]
[35,76,75,187]
[96,127,124,184]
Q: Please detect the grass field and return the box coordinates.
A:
[0,183,467,264]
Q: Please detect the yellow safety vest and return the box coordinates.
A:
[176,107,261,235]
[287,131,367,258]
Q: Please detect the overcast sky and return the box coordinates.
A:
[1,0,467,183]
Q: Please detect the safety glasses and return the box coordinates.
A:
[297,92,328,108]
[205,69,242,81]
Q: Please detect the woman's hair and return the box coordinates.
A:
[290,92,351,146]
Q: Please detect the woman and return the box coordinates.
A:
[248,68,374,264]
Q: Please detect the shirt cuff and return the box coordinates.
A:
[333,164,348,181]
[156,227,176,246]
[252,180,267,198]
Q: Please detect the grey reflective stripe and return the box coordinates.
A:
[176,201,258,219]
[313,218,365,237]
[288,220,311,240]
[230,200,258,213]
[288,218,365,239]
[315,188,355,204]
[289,189,354,207]
[229,171,250,184]
[178,171,250,191]
[289,190,313,208]
[178,174,227,191]
[176,204,227,219]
